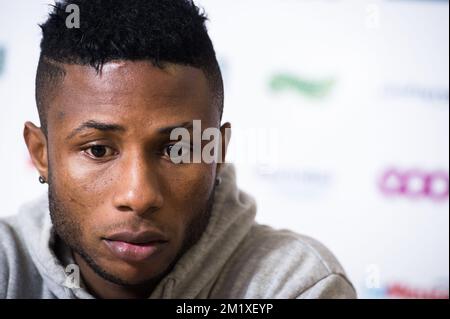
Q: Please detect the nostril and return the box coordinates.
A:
[117,205,133,212]
[116,205,160,216]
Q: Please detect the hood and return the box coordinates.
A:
[16,163,257,298]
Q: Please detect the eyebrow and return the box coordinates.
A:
[157,121,194,135]
[65,120,194,141]
[65,120,126,141]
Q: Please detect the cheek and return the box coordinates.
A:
[162,164,215,220]
[50,153,114,227]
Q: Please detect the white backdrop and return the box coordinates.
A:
[0,0,448,299]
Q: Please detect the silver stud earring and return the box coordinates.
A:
[38,176,47,184]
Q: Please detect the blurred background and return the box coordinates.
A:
[0,0,448,298]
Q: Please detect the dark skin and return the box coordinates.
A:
[23,61,230,299]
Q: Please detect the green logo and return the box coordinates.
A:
[0,47,5,77]
[270,73,336,99]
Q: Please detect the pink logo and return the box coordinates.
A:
[379,168,449,202]
[386,282,449,299]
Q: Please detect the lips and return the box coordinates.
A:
[103,230,168,263]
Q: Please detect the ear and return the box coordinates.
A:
[23,121,49,181]
[217,122,231,174]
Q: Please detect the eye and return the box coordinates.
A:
[84,145,116,159]
[163,144,182,157]
[163,143,191,162]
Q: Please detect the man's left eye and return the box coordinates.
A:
[84,145,116,158]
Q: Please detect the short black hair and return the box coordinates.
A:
[36,0,223,135]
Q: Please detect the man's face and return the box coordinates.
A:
[42,61,222,286]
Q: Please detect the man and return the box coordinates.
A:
[0,0,356,299]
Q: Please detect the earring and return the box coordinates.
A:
[215,177,222,186]
[39,176,47,184]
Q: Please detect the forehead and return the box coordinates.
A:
[47,61,216,135]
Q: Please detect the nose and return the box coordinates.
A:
[112,151,164,216]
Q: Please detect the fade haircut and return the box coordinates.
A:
[36,0,224,135]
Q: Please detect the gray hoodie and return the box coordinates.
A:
[0,164,356,299]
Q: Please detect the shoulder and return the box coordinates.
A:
[0,195,48,298]
[0,216,25,298]
[213,224,356,298]
[0,216,24,267]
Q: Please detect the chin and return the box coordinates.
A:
[100,261,166,286]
